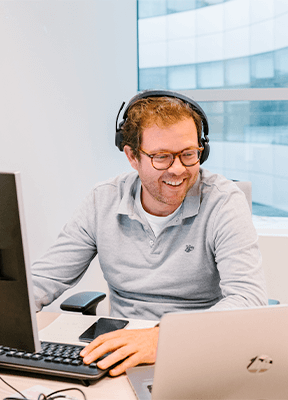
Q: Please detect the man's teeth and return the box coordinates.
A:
[164,180,183,186]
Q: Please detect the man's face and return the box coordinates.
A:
[124,117,200,216]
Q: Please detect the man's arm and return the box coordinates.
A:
[208,187,268,310]
[32,191,98,310]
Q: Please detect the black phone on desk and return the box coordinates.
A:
[78,317,129,343]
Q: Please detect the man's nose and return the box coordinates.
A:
[168,155,186,174]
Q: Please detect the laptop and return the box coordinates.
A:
[127,305,288,399]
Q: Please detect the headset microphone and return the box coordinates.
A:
[115,101,125,151]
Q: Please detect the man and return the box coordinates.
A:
[32,90,267,376]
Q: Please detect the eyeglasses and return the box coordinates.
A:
[139,147,204,170]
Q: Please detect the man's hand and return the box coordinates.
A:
[80,327,159,376]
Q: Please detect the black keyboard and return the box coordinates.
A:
[0,341,108,385]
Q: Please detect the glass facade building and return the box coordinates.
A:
[138,0,288,217]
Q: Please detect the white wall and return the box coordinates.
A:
[0,0,137,314]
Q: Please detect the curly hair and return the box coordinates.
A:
[121,96,203,159]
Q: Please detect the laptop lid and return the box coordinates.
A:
[128,305,288,400]
[0,171,40,352]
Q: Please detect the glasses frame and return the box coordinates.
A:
[139,147,204,170]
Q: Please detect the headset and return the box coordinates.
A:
[115,89,210,164]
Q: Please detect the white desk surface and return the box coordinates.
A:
[0,312,157,400]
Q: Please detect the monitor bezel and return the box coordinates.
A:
[0,171,40,352]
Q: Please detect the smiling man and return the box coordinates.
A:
[32,90,267,376]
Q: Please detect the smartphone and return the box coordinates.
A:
[78,317,129,343]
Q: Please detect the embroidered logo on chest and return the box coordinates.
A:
[185,245,194,253]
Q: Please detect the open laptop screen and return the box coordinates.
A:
[0,172,40,352]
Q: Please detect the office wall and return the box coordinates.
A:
[0,0,137,314]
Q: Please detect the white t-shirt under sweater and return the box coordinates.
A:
[134,179,181,237]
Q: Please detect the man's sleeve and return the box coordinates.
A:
[31,190,98,311]
[209,189,268,311]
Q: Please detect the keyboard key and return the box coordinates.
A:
[14,352,25,358]
[71,359,82,366]
[44,356,54,362]
[6,351,17,357]
[53,357,63,363]
[23,353,33,359]
[62,358,72,364]
[31,354,43,360]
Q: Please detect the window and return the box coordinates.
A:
[138,0,288,220]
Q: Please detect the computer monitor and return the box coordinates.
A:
[0,171,40,352]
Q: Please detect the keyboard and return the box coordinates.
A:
[0,341,108,385]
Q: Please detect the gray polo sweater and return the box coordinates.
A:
[32,169,267,320]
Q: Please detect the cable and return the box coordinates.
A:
[39,388,87,400]
[1,375,87,400]
[0,376,28,399]
[2,395,28,400]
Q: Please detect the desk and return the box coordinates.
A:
[0,312,145,400]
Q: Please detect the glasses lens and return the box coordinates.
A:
[152,153,173,170]
[180,149,200,166]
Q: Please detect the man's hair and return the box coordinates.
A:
[121,96,203,159]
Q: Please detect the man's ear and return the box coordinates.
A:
[124,145,139,170]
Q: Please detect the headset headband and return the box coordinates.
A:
[115,90,210,164]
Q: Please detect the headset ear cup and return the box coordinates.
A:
[115,129,123,151]
[115,121,125,151]
[200,137,210,164]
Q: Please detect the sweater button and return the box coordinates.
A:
[149,240,154,247]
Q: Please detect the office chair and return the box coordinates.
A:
[60,180,279,315]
